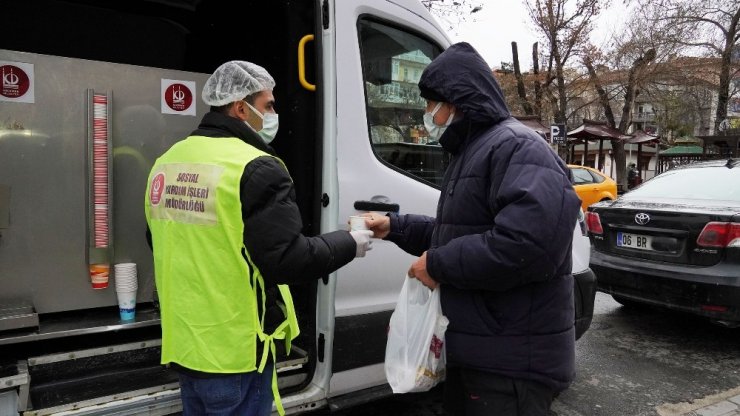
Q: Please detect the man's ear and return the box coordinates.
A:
[231,101,264,131]
[228,101,244,120]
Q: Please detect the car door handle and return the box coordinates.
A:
[354,200,400,213]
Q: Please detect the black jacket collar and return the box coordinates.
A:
[191,111,276,156]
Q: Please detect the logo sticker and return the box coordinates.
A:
[150,172,166,206]
[148,163,222,225]
[164,83,193,112]
[161,79,196,116]
[0,62,34,103]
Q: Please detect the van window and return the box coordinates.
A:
[358,19,447,187]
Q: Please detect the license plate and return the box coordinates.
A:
[616,232,653,250]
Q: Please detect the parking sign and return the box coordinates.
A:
[551,124,567,144]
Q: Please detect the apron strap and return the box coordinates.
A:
[257,319,290,415]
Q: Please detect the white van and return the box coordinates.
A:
[0,0,595,414]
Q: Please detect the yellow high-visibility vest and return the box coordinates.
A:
[145,135,299,415]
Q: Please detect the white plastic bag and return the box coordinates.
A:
[384,275,449,393]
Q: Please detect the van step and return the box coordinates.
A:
[0,302,38,332]
[23,383,182,416]
[277,345,308,372]
[24,340,309,412]
[27,340,177,410]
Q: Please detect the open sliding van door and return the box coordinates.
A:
[0,1,329,414]
[324,0,451,403]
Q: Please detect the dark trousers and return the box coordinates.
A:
[443,366,554,416]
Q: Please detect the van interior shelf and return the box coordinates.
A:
[0,304,161,346]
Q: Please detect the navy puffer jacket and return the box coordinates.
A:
[386,42,581,391]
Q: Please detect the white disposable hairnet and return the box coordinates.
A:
[202,61,275,107]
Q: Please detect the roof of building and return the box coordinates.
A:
[660,145,704,155]
[628,130,660,144]
[514,115,549,136]
[567,119,631,141]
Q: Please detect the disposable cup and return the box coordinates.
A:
[349,215,369,231]
[114,263,136,272]
[115,279,137,287]
[114,263,137,275]
[116,289,137,321]
[89,263,109,289]
[115,283,136,289]
[114,263,138,291]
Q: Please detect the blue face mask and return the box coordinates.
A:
[423,102,455,141]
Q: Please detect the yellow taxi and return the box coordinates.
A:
[568,165,618,211]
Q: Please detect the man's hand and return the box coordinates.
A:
[362,213,390,239]
[349,230,374,258]
[408,251,438,290]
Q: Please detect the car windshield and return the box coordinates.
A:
[624,165,740,202]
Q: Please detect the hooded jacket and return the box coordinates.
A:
[386,42,581,391]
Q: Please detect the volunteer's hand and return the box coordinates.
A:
[362,213,390,239]
[350,230,374,258]
[408,251,438,290]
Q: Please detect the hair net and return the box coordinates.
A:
[202,61,276,107]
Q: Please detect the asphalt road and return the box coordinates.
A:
[318,293,740,416]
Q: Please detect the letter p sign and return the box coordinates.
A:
[550,124,567,144]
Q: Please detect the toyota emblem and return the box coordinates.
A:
[635,213,650,225]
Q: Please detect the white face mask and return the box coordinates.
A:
[243,101,279,144]
[259,112,279,144]
[423,102,455,141]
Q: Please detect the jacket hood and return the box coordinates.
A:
[418,42,510,125]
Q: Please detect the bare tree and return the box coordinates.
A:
[615,49,657,188]
[498,42,555,121]
[583,54,616,126]
[512,42,535,115]
[532,42,544,116]
[525,0,605,124]
[618,49,657,132]
[637,0,740,132]
[524,0,605,160]
[420,0,484,33]
[578,2,688,189]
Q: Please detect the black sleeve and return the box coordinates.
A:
[241,156,356,286]
[146,226,152,250]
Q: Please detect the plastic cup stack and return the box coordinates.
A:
[89,263,110,289]
[92,95,109,248]
[114,263,138,321]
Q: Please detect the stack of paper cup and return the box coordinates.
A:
[89,263,110,289]
[114,263,138,321]
[92,94,109,248]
